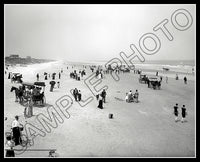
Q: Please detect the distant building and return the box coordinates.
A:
[26,56,32,61]
[10,54,19,58]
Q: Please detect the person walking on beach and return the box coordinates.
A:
[173,103,179,122]
[156,71,158,76]
[59,72,61,79]
[24,97,33,118]
[184,76,187,84]
[181,105,187,123]
[101,89,107,103]
[36,73,39,81]
[49,81,56,92]
[128,90,133,102]
[73,88,78,101]
[78,90,82,101]
[97,95,103,109]
[134,90,139,103]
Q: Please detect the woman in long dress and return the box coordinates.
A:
[97,95,103,109]
[24,97,33,118]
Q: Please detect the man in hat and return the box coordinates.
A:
[11,116,23,145]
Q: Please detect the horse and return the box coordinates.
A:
[10,86,23,103]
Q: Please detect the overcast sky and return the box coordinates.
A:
[4,4,195,62]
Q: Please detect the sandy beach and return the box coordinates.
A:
[4,60,195,157]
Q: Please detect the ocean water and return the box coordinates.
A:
[71,59,195,74]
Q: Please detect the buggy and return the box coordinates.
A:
[11,73,23,83]
[148,77,161,90]
[139,74,148,84]
[22,82,46,105]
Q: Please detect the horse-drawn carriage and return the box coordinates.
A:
[147,77,161,90]
[23,82,46,105]
[11,82,46,106]
[139,74,148,84]
[11,73,23,83]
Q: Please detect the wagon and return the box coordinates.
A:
[11,73,23,83]
[139,74,148,84]
[148,77,161,90]
[22,82,46,105]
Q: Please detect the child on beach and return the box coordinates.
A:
[173,103,179,122]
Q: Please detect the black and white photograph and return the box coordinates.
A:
[4,4,196,157]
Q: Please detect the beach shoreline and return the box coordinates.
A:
[4,60,195,157]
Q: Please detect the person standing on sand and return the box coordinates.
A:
[59,72,61,79]
[156,71,158,76]
[134,90,139,103]
[97,95,103,109]
[73,88,78,101]
[101,89,107,103]
[36,73,39,81]
[78,90,82,101]
[24,97,33,118]
[49,81,56,92]
[173,103,179,122]
[181,105,187,123]
[184,76,187,84]
[11,116,23,145]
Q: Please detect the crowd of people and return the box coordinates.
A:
[72,88,82,102]
[125,90,139,103]
[70,70,86,81]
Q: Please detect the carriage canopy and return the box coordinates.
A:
[34,82,46,87]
